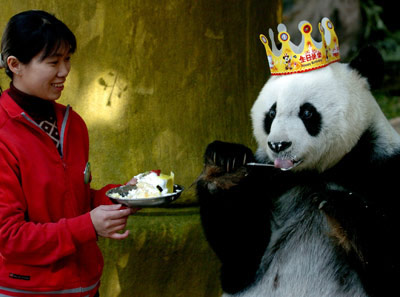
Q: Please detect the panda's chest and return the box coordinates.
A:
[244,188,368,297]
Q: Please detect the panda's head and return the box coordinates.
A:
[251,47,396,172]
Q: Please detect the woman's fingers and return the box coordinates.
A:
[109,229,130,240]
[99,204,131,219]
[90,204,141,239]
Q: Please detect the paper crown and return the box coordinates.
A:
[260,17,340,75]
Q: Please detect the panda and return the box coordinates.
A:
[196,39,400,296]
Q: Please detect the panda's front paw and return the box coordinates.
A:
[204,140,255,172]
[197,141,255,193]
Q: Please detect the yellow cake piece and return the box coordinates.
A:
[159,172,174,193]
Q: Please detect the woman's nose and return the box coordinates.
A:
[57,61,71,77]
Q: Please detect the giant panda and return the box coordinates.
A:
[196,21,400,297]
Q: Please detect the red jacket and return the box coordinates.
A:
[0,90,114,296]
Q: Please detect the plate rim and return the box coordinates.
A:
[106,184,184,207]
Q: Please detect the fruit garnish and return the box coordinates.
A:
[151,169,161,176]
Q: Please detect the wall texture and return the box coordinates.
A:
[0,1,281,296]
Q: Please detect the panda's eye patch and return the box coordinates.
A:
[264,102,277,134]
[299,102,321,137]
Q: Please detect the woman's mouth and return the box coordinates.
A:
[52,83,64,90]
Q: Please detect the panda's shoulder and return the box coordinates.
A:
[373,149,400,184]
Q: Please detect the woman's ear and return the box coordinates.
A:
[6,56,22,76]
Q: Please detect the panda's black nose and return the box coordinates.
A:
[268,141,292,153]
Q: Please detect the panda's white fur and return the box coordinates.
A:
[251,63,400,172]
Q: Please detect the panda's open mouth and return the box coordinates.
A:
[274,157,303,171]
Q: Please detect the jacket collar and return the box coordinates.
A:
[0,89,68,120]
[0,89,26,118]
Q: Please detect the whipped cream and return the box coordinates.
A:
[110,171,173,199]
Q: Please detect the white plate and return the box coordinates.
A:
[106,184,184,207]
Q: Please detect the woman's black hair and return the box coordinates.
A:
[0,10,76,78]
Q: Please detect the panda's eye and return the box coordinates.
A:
[264,103,277,134]
[299,103,322,137]
[268,109,276,119]
[301,109,313,119]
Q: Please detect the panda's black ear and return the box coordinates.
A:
[349,45,384,90]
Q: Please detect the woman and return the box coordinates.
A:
[0,10,137,296]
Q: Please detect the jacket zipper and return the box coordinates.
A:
[59,105,70,159]
[20,105,70,159]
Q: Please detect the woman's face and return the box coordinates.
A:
[13,45,71,101]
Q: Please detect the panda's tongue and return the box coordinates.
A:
[274,158,294,169]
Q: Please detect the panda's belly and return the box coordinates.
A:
[243,232,367,297]
[225,189,368,297]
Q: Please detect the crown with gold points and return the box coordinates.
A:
[260,17,340,76]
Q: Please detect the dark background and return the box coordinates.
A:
[283,0,400,118]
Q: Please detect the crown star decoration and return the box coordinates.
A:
[260,17,340,75]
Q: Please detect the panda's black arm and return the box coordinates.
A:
[319,187,400,296]
[196,141,272,294]
[319,156,400,296]
[197,179,271,293]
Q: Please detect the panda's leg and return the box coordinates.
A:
[196,141,272,294]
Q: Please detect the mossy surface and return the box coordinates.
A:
[99,207,222,297]
[0,0,280,204]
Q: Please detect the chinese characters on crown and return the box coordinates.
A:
[260,17,340,75]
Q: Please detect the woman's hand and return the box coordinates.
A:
[90,204,137,240]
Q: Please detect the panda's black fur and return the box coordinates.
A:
[196,47,400,297]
